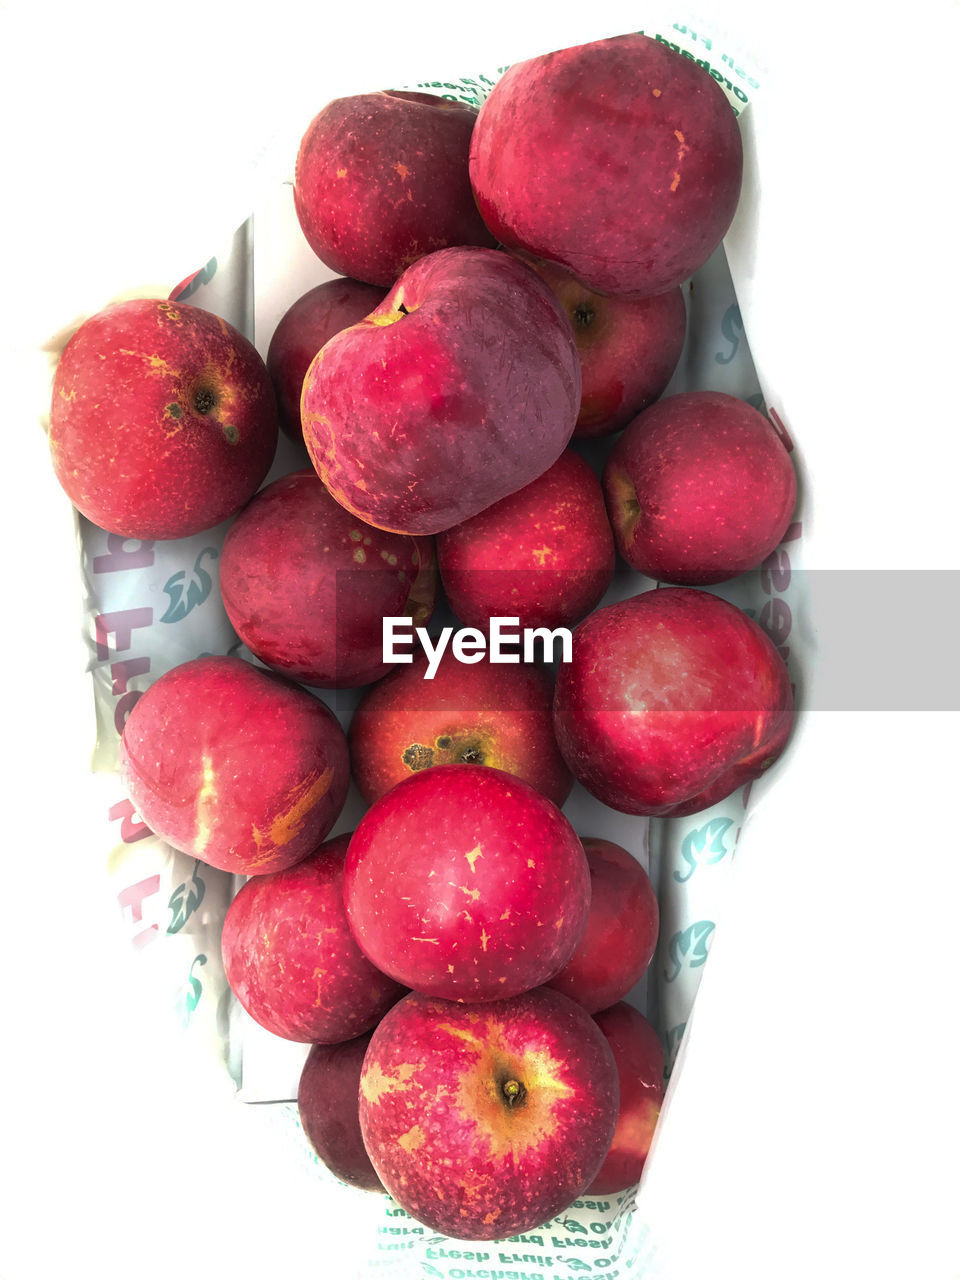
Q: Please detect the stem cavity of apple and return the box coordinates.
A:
[501,1078,526,1109]
[193,386,217,414]
[573,302,596,330]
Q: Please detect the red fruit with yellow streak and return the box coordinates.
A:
[219,469,436,688]
[343,765,590,1002]
[50,298,277,539]
[358,987,619,1238]
[119,655,350,875]
[436,449,615,632]
[298,1032,384,1190]
[267,278,386,441]
[348,647,572,807]
[301,246,581,536]
[294,91,496,288]
[221,834,405,1043]
[469,34,743,298]
[545,838,659,1014]
[587,1003,664,1193]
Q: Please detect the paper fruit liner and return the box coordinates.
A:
[71,20,807,1279]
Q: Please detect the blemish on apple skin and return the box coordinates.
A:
[465,844,483,872]
[402,743,434,771]
[353,547,367,564]
[222,424,240,444]
[652,87,662,97]
[397,1124,425,1153]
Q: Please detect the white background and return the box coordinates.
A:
[2,2,959,1278]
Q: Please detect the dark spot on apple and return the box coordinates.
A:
[573,303,596,330]
[166,403,182,419]
[194,387,217,414]
[222,424,240,445]
[397,303,409,316]
[498,1075,527,1109]
[402,743,434,771]
[435,736,452,750]
[459,746,483,764]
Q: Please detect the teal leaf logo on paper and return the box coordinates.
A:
[177,954,207,1028]
[715,304,743,365]
[420,1265,444,1277]
[167,860,206,934]
[664,1022,687,1078]
[664,921,714,982]
[563,1218,589,1235]
[674,817,734,883]
[561,1260,593,1272]
[161,547,218,623]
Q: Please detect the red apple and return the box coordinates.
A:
[545,838,659,1014]
[470,35,743,297]
[359,987,619,1238]
[119,656,350,874]
[348,646,571,807]
[49,298,277,539]
[604,392,797,584]
[553,588,793,816]
[343,765,590,1002]
[221,833,405,1043]
[266,278,386,441]
[219,469,436,688]
[587,1002,664,1194]
[436,449,615,632]
[298,1033,384,1191]
[521,256,687,436]
[301,246,581,535]
[294,91,496,287]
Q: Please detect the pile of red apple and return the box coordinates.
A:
[48,34,797,1242]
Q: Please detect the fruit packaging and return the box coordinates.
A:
[56,22,807,1277]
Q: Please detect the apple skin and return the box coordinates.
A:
[294,91,496,287]
[221,833,405,1043]
[521,256,687,436]
[587,1003,664,1194]
[119,656,350,875]
[219,469,436,688]
[348,647,572,807]
[604,392,797,584]
[553,588,793,817]
[49,298,277,539]
[545,838,659,1014]
[301,246,581,535]
[298,1033,384,1191]
[470,35,743,298]
[436,449,615,632]
[343,765,590,1002]
[266,278,386,441]
[358,987,619,1238]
